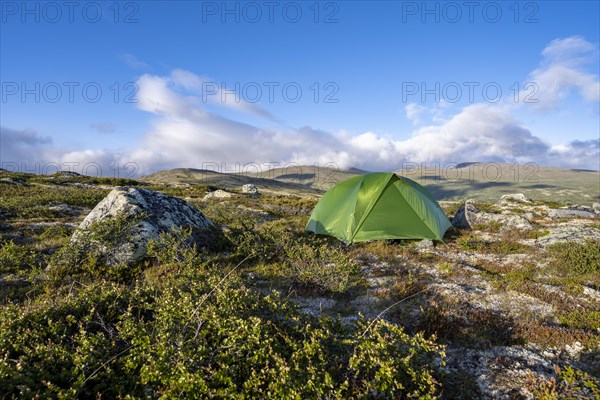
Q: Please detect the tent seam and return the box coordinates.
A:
[350,173,395,242]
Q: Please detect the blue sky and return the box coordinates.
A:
[1,1,599,176]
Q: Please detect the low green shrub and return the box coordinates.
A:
[456,234,486,252]
[529,365,600,399]
[0,228,446,398]
[0,241,37,273]
[456,234,529,254]
[0,282,148,398]
[120,278,444,399]
[282,240,364,295]
[48,213,146,283]
[548,240,600,276]
[558,309,600,331]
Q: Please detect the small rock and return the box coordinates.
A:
[564,341,584,358]
[202,189,233,201]
[366,276,394,288]
[497,193,531,206]
[593,203,600,213]
[48,203,78,216]
[241,184,259,195]
[415,239,434,250]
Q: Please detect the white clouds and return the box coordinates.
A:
[3,96,598,175]
[528,36,600,110]
[540,36,597,68]
[1,127,52,146]
[0,126,126,175]
[548,139,600,169]
[121,53,150,70]
[125,67,599,173]
[3,37,599,176]
[137,69,278,122]
[0,127,52,167]
[404,101,451,126]
[57,149,122,175]
[128,69,598,172]
[405,103,426,125]
[333,105,558,170]
[129,73,350,172]
[398,105,549,164]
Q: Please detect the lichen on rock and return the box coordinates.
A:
[70,187,216,266]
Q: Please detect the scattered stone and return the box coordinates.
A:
[48,203,80,216]
[70,187,216,266]
[55,170,82,177]
[415,239,434,250]
[241,184,259,195]
[547,205,599,219]
[202,189,233,201]
[0,178,19,185]
[366,276,394,288]
[535,224,600,247]
[496,193,531,206]
[64,182,88,188]
[453,201,533,231]
[564,341,585,358]
[593,203,600,213]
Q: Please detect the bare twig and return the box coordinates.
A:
[190,253,254,321]
[79,345,132,390]
[360,288,428,338]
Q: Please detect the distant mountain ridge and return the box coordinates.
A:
[143,164,600,204]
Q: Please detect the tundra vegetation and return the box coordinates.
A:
[0,170,598,399]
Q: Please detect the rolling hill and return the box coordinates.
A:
[143,163,600,204]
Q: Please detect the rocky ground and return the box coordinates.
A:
[283,193,600,399]
[0,170,598,399]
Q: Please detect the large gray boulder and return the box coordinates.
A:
[453,200,533,231]
[72,187,215,266]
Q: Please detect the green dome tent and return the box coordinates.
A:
[305,172,451,243]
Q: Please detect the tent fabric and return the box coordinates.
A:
[305,172,452,243]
